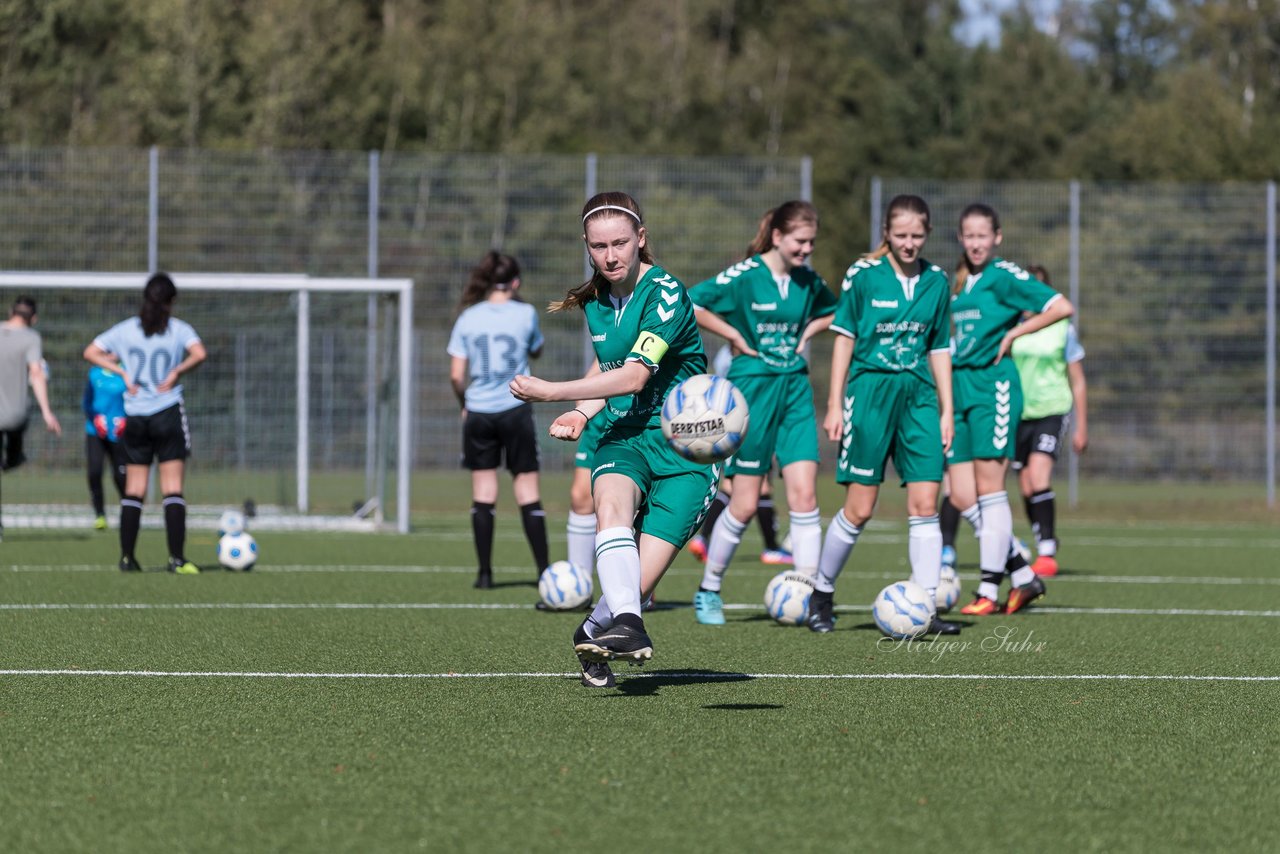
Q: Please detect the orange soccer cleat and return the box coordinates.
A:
[688,535,708,563]
[959,595,1002,616]
[1005,576,1047,614]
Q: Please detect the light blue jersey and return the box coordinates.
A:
[447,300,544,414]
[83,366,128,440]
[93,317,202,417]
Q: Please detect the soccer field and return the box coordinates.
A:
[2,477,1278,852]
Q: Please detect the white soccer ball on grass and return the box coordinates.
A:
[872,580,936,640]
[538,560,593,610]
[218,531,257,571]
[764,571,815,625]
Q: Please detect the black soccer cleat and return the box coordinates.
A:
[571,622,618,686]
[536,598,593,612]
[473,570,493,589]
[927,616,962,635]
[573,622,653,665]
[806,594,835,633]
[119,555,142,573]
[1006,575,1047,614]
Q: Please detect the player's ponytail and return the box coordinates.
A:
[746,201,818,260]
[459,251,521,311]
[140,272,177,337]
[551,191,652,313]
[954,203,1000,295]
[865,195,931,262]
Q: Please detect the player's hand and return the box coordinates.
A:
[509,375,552,402]
[993,332,1015,364]
[156,370,180,392]
[822,407,843,443]
[43,411,62,436]
[939,413,954,454]
[729,334,759,358]
[1073,428,1088,454]
[549,410,585,441]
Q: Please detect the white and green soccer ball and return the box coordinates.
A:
[218,531,257,571]
[538,560,593,610]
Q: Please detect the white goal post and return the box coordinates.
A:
[0,272,414,533]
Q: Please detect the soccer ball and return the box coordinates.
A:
[764,571,814,625]
[935,565,962,613]
[872,580,936,640]
[660,373,749,464]
[538,560,593,610]
[218,509,246,537]
[218,531,257,571]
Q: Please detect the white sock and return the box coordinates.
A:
[1039,538,1058,557]
[567,511,597,573]
[908,514,942,596]
[788,509,822,580]
[701,510,748,592]
[978,581,1000,601]
[584,599,614,637]
[595,526,642,618]
[1011,566,1036,587]
[961,502,982,538]
[978,491,1013,578]
[816,510,861,594]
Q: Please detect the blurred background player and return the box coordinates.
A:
[685,200,835,625]
[946,205,1074,616]
[83,361,128,530]
[447,251,548,591]
[813,194,957,635]
[1010,264,1088,577]
[0,296,62,540]
[687,342,792,567]
[511,191,716,687]
[85,273,206,573]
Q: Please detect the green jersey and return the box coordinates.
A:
[584,264,706,430]
[831,256,951,385]
[687,255,837,377]
[951,258,1061,369]
[1013,319,1084,419]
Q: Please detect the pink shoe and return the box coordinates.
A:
[688,535,708,563]
[760,549,794,566]
[1032,555,1059,577]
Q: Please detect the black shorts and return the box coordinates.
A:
[0,421,27,471]
[122,403,191,465]
[1013,414,1069,469]
[462,403,540,473]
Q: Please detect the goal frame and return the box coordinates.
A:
[0,271,415,533]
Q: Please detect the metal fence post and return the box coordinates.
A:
[582,153,597,369]
[1267,181,1276,508]
[366,150,380,504]
[1068,179,1081,508]
[297,288,311,513]
[148,146,159,273]
[801,156,813,202]
[868,176,882,252]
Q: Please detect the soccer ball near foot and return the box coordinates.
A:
[218,531,257,571]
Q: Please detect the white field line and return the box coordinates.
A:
[2,602,1279,618]
[6,563,1280,587]
[0,669,1276,683]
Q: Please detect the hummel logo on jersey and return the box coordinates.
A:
[592,462,617,476]
[872,299,899,308]
[653,274,679,290]
[751,302,777,311]
[716,259,760,285]
[657,306,675,322]
[660,291,680,306]
[591,334,607,342]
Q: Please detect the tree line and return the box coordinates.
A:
[1,0,1277,268]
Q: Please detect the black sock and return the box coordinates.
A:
[981,569,1005,589]
[120,495,144,559]
[519,501,549,575]
[88,477,105,517]
[810,589,833,607]
[163,493,186,561]
[1029,489,1056,545]
[699,491,729,539]
[613,612,645,630]
[756,498,781,551]
[1004,543,1029,573]
[940,496,960,549]
[471,501,495,574]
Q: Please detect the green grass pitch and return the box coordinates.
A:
[1,474,1278,852]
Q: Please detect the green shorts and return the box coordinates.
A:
[949,363,1023,464]
[591,424,720,547]
[724,371,819,477]
[836,371,944,486]
[573,411,606,469]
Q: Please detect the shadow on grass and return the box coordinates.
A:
[608,668,755,697]
[701,703,784,711]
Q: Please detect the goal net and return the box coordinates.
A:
[0,272,413,533]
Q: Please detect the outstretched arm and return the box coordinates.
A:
[28,361,61,435]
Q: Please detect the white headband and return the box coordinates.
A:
[582,204,642,224]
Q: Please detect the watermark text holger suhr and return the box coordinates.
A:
[876,625,1047,664]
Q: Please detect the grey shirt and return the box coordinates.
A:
[0,324,42,429]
